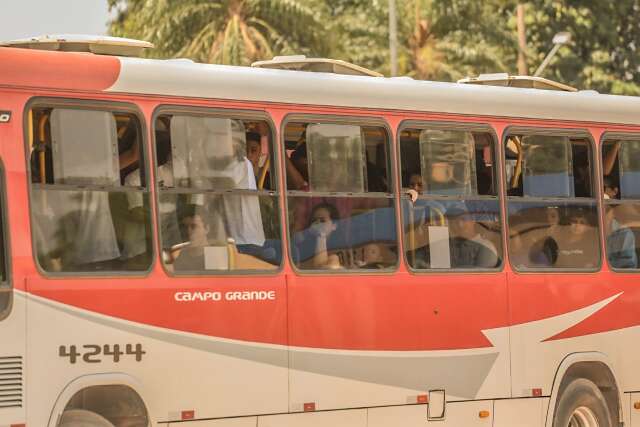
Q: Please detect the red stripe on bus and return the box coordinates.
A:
[0,47,120,92]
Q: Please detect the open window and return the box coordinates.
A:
[27,103,152,274]
[284,119,396,271]
[154,110,281,274]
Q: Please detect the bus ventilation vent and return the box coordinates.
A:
[0,356,23,408]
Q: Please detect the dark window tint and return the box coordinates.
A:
[505,132,599,270]
[601,138,640,269]
[400,127,501,270]
[156,114,281,273]
[285,121,397,271]
[28,106,152,273]
[0,167,9,318]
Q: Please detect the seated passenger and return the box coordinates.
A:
[246,131,271,189]
[173,206,226,271]
[448,206,498,268]
[605,207,637,269]
[409,173,424,193]
[359,243,387,269]
[557,209,598,268]
[603,176,619,200]
[307,203,342,269]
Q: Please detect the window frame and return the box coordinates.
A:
[397,120,504,274]
[503,126,602,274]
[152,105,283,277]
[23,97,154,278]
[600,131,640,273]
[282,113,399,275]
[0,159,12,321]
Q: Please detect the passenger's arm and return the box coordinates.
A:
[603,141,621,176]
[285,155,307,190]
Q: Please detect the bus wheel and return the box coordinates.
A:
[58,409,115,427]
[553,378,612,427]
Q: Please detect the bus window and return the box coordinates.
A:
[155,113,281,273]
[28,105,152,274]
[400,127,501,270]
[506,132,599,270]
[284,121,397,271]
[0,165,9,319]
[602,137,640,270]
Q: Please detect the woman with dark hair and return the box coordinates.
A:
[307,202,342,269]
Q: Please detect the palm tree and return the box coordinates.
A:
[108,0,327,65]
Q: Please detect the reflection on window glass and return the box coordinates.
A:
[284,121,396,271]
[290,196,396,270]
[29,107,152,273]
[156,114,280,273]
[604,204,639,269]
[404,200,501,269]
[506,132,598,270]
[508,202,599,269]
[400,127,500,270]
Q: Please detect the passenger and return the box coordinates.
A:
[173,206,226,271]
[545,205,561,235]
[603,176,619,200]
[307,202,342,269]
[557,209,597,268]
[360,243,387,269]
[286,141,309,191]
[605,207,637,269]
[409,173,424,193]
[448,206,498,268]
[246,131,271,187]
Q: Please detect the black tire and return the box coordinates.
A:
[553,378,613,427]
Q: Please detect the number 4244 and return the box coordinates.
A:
[59,344,146,364]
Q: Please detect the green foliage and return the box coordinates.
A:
[108,0,640,94]
[108,0,327,65]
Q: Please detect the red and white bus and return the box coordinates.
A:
[1,35,640,427]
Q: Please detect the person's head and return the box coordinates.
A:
[409,173,424,193]
[448,205,476,239]
[603,176,619,199]
[546,206,561,226]
[246,132,262,172]
[290,142,308,181]
[309,202,339,235]
[569,209,590,236]
[181,207,210,246]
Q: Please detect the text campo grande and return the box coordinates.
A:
[174,290,276,302]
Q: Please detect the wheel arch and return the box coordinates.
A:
[544,352,624,427]
[47,372,152,427]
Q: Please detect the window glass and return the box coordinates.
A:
[285,121,396,271]
[0,167,9,318]
[28,106,152,273]
[401,127,501,270]
[601,138,640,269]
[156,113,280,273]
[506,132,599,270]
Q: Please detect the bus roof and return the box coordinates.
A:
[2,46,640,127]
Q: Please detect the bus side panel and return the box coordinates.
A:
[0,91,26,426]
[287,272,510,411]
[508,271,636,398]
[25,274,289,424]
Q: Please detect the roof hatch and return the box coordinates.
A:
[0,34,153,57]
[251,55,383,77]
[458,73,577,92]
